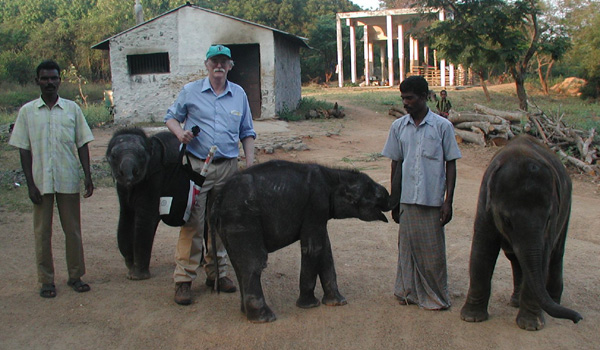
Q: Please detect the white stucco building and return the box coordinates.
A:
[92,3,309,123]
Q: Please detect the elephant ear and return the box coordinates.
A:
[337,183,361,205]
[485,161,502,213]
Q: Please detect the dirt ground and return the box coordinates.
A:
[1,96,599,350]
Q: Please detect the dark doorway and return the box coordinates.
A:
[226,44,261,119]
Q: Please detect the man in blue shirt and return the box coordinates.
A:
[165,45,256,305]
[382,76,461,310]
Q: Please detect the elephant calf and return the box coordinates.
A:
[106,128,180,280]
[211,160,390,323]
[461,134,582,330]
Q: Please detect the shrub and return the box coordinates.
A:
[278,97,336,122]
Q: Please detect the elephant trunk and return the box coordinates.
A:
[517,247,582,323]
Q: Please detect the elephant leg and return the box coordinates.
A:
[504,250,523,307]
[296,229,324,309]
[516,279,545,331]
[127,207,158,280]
[229,260,246,314]
[223,227,275,323]
[547,234,567,304]
[116,199,135,270]
[461,217,502,323]
[318,234,347,306]
[241,269,276,323]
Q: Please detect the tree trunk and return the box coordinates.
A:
[512,68,529,111]
[477,71,491,102]
[544,59,555,95]
[536,55,549,96]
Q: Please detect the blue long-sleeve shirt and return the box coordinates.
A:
[164,78,256,160]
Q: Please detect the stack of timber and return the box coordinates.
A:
[449,103,521,147]
[449,103,599,175]
[388,106,406,118]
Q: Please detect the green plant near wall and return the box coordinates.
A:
[278,97,336,122]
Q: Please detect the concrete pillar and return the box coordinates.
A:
[440,59,446,87]
[409,36,414,74]
[387,15,394,86]
[449,63,455,86]
[414,39,419,64]
[369,42,374,81]
[364,25,370,84]
[336,15,344,87]
[398,25,404,82]
[439,10,446,87]
[380,44,385,85]
[348,20,357,84]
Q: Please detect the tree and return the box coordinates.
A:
[560,0,600,99]
[534,24,570,95]
[379,0,414,10]
[0,50,34,84]
[305,15,343,83]
[0,0,362,84]
[418,0,544,111]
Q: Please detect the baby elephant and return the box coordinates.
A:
[461,134,582,330]
[211,160,390,323]
[106,128,180,280]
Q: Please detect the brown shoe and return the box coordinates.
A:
[206,276,237,293]
[174,282,192,305]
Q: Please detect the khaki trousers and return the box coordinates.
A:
[33,193,85,284]
[173,157,238,283]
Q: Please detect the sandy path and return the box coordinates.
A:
[1,98,598,350]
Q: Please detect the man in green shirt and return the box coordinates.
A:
[9,60,94,298]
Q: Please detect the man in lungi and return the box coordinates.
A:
[382,75,461,310]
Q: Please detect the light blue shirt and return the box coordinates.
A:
[382,109,461,207]
[164,78,256,159]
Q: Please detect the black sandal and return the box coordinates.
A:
[40,283,57,298]
[67,279,91,293]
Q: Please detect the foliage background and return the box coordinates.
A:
[0,0,598,98]
[0,0,362,85]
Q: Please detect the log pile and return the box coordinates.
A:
[388,106,406,118]
[449,103,599,175]
[449,103,520,147]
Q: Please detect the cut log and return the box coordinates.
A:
[448,110,509,125]
[489,135,509,147]
[388,106,406,118]
[455,133,464,144]
[455,121,492,134]
[454,128,486,146]
[573,128,596,164]
[555,148,597,175]
[473,103,527,122]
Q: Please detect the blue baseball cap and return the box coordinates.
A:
[206,45,231,59]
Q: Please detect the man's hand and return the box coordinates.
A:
[177,129,195,144]
[165,119,196,144]
[392,204,400,224]
[440,201,453,226]
[83,176,94,198]
[28,185,42,205]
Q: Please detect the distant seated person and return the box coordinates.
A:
[436,89,452,118]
